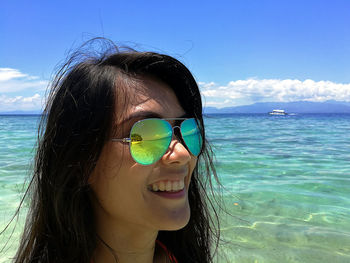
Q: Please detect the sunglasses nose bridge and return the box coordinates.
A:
[171,125,181,139]
[171,125,189,149]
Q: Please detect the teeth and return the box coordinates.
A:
[159,181,165,191]
[166,181,172,191]
[173,181,179,190]
[150,179,185,192]
[179,180,184,189]
[152,184,158,191]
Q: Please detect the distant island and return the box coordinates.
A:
[203,100,350,114]
[1,101,350,115]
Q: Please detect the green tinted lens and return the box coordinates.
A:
[130,119,172,165]
[181,118,202,156]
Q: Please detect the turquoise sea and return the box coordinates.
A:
[1,114,350,262]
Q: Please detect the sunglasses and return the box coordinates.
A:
[111,118,202,165]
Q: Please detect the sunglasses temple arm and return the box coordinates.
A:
[111,138,132,143]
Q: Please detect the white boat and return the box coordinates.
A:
[269,109,287,115]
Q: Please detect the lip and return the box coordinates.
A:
[149,188,186,199]
[148,171,188,186]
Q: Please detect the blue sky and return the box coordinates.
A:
[1,0,350,111]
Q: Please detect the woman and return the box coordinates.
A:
[13,39,220,263]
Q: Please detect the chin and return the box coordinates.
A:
[159,204,191,231]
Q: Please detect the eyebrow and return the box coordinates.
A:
[118,111,188,125]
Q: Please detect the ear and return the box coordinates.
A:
[88,169,98,185]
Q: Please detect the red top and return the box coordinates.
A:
[156,240,179,263]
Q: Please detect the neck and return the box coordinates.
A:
[92,216,161,263]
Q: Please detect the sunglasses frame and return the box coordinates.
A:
[111,118,202,164]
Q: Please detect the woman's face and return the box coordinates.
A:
[89,76,198,232]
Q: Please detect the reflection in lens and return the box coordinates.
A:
[130,119,172,165]
[181,118,202,156]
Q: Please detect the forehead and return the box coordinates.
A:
[115,76,185,121]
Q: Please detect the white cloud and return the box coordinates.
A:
[199,79,350,108]
[0,68,48,93]
[0,94,43,112]
[2,73,350,111]
[0,68,28,81]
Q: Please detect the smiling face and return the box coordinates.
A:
[89,76,198,233]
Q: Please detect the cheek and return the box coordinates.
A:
[94,171,143,218]
[89,143,125,182]
[90,145,156,222]
[189,156,198,176]
[90,143,198,230]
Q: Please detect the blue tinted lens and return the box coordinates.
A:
[181,118,202,156]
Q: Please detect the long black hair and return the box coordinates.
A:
[12,39,221,263]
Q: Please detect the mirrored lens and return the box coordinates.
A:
[181,118,202,156]
[130,119,172,165]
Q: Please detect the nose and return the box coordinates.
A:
[161,127,192,165]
